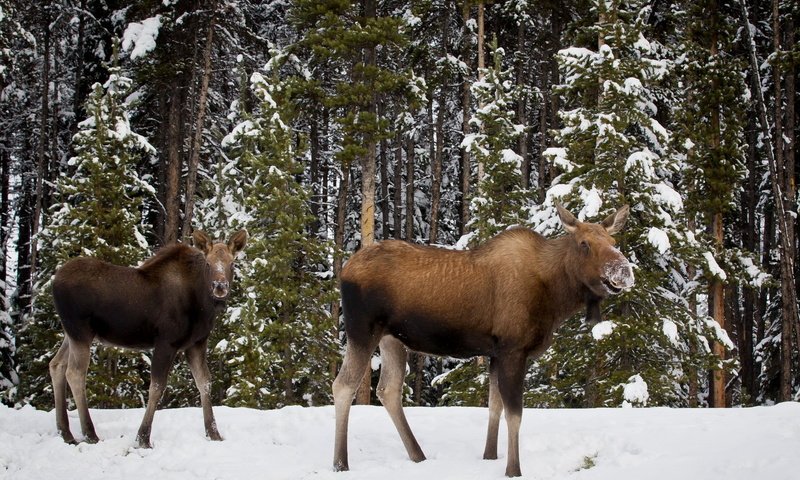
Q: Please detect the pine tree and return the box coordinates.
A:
[438,37,529,407]
[220,68,337,409]
[674,0,749,406]
[464,36,528,244]
[527,0,730,407]
[17,53,156,408]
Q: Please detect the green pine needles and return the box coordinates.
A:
[220,70,337,409]
[20,55,156,409]
[530,0,732,407]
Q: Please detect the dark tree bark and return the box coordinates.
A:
[394,137,403,240]
[459,1,472,236]
[182,9,216,240]
[163,79,183,245]
[355,0,378,406]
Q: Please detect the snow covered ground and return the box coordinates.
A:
[1,402,799,480]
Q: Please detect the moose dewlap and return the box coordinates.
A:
[332,204,633,477]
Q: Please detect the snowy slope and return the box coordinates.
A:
[1,402,799,480]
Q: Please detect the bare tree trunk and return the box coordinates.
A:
[405,137,414,241]
[739,0,800,395]
[516,22,529,190]
[394,137,403,240]
[380,123,390,239]
[331,165,349,367]
[182,11,215,239]
[475,1,485,185]
[782,3,797,401]
[771,0,792,403]
[355,0,378,406]
[30,26,51,283]
[431,93,444,245]
[459,1,472,236]
[164,79,183,245]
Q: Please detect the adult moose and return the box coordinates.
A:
[332,204,634,477]
[49,229,247,448]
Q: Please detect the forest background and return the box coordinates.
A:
[0,0,798,412]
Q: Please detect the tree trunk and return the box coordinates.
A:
[431,92,444,245]
[164,79,183,245]
[459,1,472,236]
[475,1,485,185]
[182,10,216,240]
[30,26,51,283]
[739,0,800,398]
[405,137,414,241]
[380,123,390,239]
[355,0,378,406]
[517,21,529,190]
[332,165,350,370]
[708,0,727,408]
[394,137,403,240]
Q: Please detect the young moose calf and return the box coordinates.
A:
[49,230,247,448]
[332,205,634,477]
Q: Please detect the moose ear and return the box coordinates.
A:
[228,229,248,255]
[555,203,579,234]
[602,205,630,235]
[192,230,213,254]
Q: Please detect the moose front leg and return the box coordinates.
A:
[496,353,527,477]
[136,345,177,448]
[186,339,222,441]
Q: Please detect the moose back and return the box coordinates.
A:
[332,204,634,477]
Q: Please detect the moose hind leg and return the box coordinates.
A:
[186,340,222,441]
[332,336,380,472]
[64,339,98,443]
[483,358,503,460]
[49,339,75,444]
[376,336,425,463]
[136,346,177,448]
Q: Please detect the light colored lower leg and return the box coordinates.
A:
[504,411,522,477]
[64,342,98,443]
[49,340,74,443]
[483,364,503,460]
[333,342,376,471]
[187,344,221,441]
[376,336,425,463]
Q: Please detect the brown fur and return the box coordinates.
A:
[332,205,633,477]
[49,230,247,448]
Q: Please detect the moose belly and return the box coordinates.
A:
[386,311,497,358]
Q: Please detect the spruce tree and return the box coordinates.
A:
[437,37,529,407]
[18,55,156,409]
[220,69,337,409]
[527,0,730,407]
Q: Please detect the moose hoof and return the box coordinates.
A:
[410,453,426,463]
[136,437,152,449]
[84,434,100,444]
[333,460,349,472]
[483,453,498,460]
[505,467,522,478]
[208,433,223,442]
[61,433,78,445]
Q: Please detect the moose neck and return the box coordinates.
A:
[537,234,593,319]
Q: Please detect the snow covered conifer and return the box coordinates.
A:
[438,37,529,407]
[18,51,156,408]
[527,0,728,407]
[464,36,528,245]
[220,68,337,409]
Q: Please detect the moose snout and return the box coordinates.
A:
[602,261,635,294]
[212,280,230,299]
